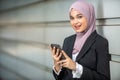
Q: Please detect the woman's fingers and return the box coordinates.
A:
[57,56,76,70]
[50,45,62,62]
[56,48,60,57]
[57,60,66,66]
[58,52,62,58]
[52,47,56,55]
[50,46,61,57]
[57,60,66,64]
[61,50,69,59]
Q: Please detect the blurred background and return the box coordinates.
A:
[0,0,120,80]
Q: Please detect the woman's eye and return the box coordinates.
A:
[70,16,74,20]
[77,15,83,19]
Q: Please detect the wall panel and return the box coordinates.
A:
[110,61,120,80]
[95,0,120,18]
[97,26,120,55]
[0,0,120,80]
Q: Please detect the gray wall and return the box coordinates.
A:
[0,0,120,80]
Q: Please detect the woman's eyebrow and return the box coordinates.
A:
[76,13,83,16]
[70,13,82,17]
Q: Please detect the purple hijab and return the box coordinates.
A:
[70,0,96,53]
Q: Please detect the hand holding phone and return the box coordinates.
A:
[51,44,65,60]
[51,44,61,53]
[51,44,61,50]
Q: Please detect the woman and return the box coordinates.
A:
[50,0,110,80]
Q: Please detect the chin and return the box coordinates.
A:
[76,30,82,33]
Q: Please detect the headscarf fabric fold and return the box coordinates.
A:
[70,0,96,54]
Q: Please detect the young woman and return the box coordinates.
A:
[50,0,110,80]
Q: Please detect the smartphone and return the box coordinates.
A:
[51,44,61,54]
[51,44,65,60]
[51,44,61,50]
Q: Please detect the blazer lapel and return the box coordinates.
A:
[76,31,97,62]
[67,35,76,59]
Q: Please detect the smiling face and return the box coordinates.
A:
[70,9,88,33]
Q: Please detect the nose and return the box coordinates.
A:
[73,18,79,24]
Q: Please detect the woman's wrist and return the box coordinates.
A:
[54,64,61,73]
[72,62,76,71]
[54,61,61,72]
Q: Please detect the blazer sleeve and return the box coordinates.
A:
[80,36,110,80]
[53,69,65,80]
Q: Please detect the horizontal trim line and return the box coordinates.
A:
[110,53,120,56]
[0,20,70,27]
[96,24,120,26]
[0,0,45,14]
[0,38,49,49]
[97,17,120,20]
[1,17,120,26]
[111,60,120,63]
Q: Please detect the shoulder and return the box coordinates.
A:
[62,34,76,50]
[64,34,76,41]
[95,33,109,48]
[96,34,108,44]
[89,30,108,44]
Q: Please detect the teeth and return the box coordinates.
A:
[75,26,80,29]
[74,25,81,30]
[76,26,80,28]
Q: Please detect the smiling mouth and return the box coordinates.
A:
[74,25,81,30]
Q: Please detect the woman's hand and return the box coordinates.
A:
[50,47,62,62]
[58,50,76,71]
[50,46,62,72]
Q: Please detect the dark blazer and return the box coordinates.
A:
[53,30,110,80]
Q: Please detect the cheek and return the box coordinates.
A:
[82,19,88,29]
[84,22,87,29]
[70,20,73,24]
[70,21,74,27]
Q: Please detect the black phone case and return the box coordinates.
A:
[51,44,65,60]
[51,44,61,50]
